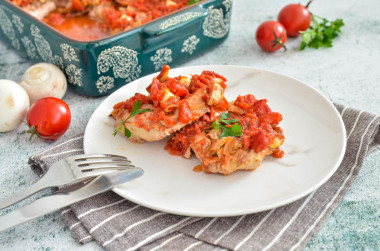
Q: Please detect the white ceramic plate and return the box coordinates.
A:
[84,65,346,217]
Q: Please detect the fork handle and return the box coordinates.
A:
[0,177,52,210]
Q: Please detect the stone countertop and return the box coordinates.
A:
[0,0,379,250]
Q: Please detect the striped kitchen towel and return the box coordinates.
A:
[29,104,380,251]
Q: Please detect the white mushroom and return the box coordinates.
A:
[19,63,67,104]
[0,80,30,132]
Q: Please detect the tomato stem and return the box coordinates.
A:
[266,29,287,52]
[305,0,313,9]
[277,33,287,51]
[26,124,60,141]
[26,126,38,141]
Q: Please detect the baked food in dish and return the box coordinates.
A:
[111,65,229,143]
[10,0,199,40]
[165,94,285,175]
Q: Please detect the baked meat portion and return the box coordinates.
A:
[165,94,285,175]
[111,65,229,142]
[11,0,194,37]
[11,0,57,19]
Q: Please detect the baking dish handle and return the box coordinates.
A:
[142,5,208,50]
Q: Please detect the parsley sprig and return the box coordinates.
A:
[299,15,344,50]
[113,100,152,138]
[212,112,243,138]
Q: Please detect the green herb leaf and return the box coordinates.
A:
[128,100,152,119]
[212,112,243,138]
[187,0,203,5]
[219,112,230,120]
[212,121,220,130]
[113,100,152,138]
[299,15,344,51]
[124,128,131,138]
[113,119,124,136]
[220,123,243,138]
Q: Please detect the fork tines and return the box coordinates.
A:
[70,154,133,171]
[73,154,130,162]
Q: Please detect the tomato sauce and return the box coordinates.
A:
[166,94,285,159]
[44,15,109,41]
[10,0,33,7]
[165,119,207,156]
[112,65,228,136]
[272,148,285,158]
[113,93,152,112]
[179,100,193,124]
[193,165,203,172]
[233,95,284,154]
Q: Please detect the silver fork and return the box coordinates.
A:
[0,154,134,210]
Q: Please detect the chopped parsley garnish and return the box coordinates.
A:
[187,0,203,5]
[212,112,243,138]
[113,100,152,138]
[299,15,344,50]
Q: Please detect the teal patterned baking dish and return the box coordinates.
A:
[0,0,232,96]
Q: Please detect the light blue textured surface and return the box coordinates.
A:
[0,0,379,250]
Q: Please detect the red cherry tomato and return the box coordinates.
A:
[278,3,311,37]
[256,20,287,52]
[27,97,71,140]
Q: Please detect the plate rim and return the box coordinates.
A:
[84,64,347,217]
